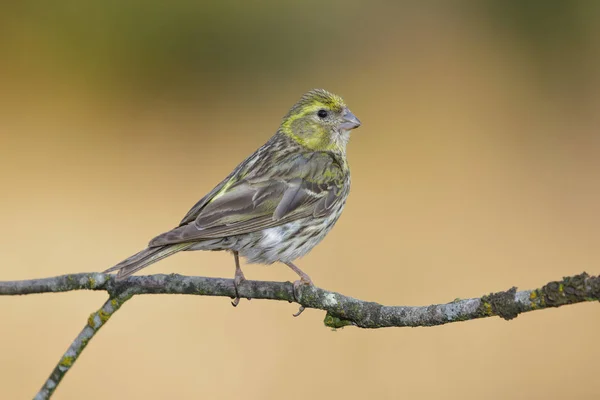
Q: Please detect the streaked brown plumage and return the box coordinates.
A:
[105,89,361,300]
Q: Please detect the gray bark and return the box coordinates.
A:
[1,272,598,399]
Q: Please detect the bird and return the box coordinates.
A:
[104,89,361,305]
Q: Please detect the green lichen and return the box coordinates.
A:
[529,290,542,309]
[529,291,537,300]
[87,276,96,288]
[349,302,362,315]
[324,313,354,329]
[529,273,593,310]
[59,356,75,368]
[60,274,76,291]
[297,287,316,302]
[481,287,520,320]
[534,289,546,307]
[481,301,493,316]
[87,313,97,328]
[561,273,588,301]
[543,281,566,306]
[271,285,289,301]
[539,273,594,308]
[88,310,111,327]
[98,310,110,324]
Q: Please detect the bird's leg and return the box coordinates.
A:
[231,251,246,307]
[284,262,313,317]
[285,261,313,286]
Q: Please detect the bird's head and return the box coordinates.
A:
[280,89,361,153]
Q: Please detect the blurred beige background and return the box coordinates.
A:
[1,1,600,399]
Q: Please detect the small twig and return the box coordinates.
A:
[1,271,599,399]
[32,291,132,400]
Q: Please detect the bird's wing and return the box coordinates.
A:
[178,169,238,226]
[149,152,346,247]
[178,137,276,225]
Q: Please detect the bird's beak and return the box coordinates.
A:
[339,108,361,130]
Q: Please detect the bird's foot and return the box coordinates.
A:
[292,306,306,317]
[283,262,313,317]
[292,275,313,297]
[231,268,246,307]
[292,275,313,317]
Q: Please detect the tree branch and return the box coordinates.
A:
[1,272,598,399]
[32,293,131,400]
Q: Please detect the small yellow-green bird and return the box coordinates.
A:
[105,89,361,302]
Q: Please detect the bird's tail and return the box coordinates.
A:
[104,243,194,280]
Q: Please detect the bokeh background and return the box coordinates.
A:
[2,1,600,399]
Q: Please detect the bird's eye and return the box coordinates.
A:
[317,109,328,119]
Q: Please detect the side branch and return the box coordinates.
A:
[2,272,599,328]
[33,293,131,400]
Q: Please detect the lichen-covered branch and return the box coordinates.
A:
[33,293,131,400]
[2,272,600,328]
[1,272,599,399]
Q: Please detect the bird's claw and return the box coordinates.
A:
[292,306,306,317]
[292,276,313,316]
[292,276,313,297]
[231,267,246,308]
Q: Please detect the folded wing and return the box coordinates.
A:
[149,152,345,247]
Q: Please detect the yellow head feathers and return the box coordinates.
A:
[284,89,346,119]
[280,89,360,152]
